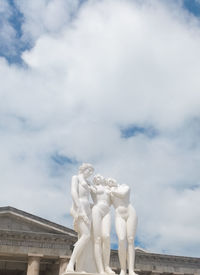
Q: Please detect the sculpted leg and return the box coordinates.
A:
[115,215,126,275]
[102,213,115,274]
[127,207,138,275]
[92,207,105,274]
[66,220,90,272]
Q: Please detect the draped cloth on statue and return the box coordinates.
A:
[76,236,97,273]
[70,200,97,273]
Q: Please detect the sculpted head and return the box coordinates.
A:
[106,177,117,187]
[93,174,105,185]
[79,163,94,178]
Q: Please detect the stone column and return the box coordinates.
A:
[59,256,70,275]
[27,254,43,275]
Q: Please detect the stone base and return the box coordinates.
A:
[63,273,99,275]
[62,272,116,275]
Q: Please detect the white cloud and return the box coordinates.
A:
[1,0,200,257]
[15,0,80,44]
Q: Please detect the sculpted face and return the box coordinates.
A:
[93,174,105,185]
[79,163,94,179]
[107,178,117,187]
[83,167,94,178]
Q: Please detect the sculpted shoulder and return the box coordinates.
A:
[71,175,78,185]
[121,183,130,190]
[72,175,78,181]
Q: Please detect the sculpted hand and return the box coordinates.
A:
[80,214,90,225]
[89,185,97,193]
[111,187,117,196]
[77,209,90,224]
[106,186,111,193]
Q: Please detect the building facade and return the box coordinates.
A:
[0,206,199,275]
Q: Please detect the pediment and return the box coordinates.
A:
[135,247,149,253]
[0,206,76,237]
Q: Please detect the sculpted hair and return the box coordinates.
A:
[79,163,94,173]
[107,177,117,186]
[93,174,105,184]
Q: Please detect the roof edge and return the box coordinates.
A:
[0,206,76,237]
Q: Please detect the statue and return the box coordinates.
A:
[90,174,114,275]
[64,164,138,275]
[65,163,95,273]
[107,178,138,275]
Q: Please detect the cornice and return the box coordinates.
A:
[136,251,200,267]
[0,206,76,237]
[0,229,76,243]
[0,229,74,251]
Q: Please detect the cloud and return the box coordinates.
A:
[0,0,200,257]
[14,0,80,44]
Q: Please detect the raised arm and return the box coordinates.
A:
[111,184,129,198]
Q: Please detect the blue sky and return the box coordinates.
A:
[0,0,26,64]
[1,0,200,257]
[121,125,158,138]
[184,0,200,16]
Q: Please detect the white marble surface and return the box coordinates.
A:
[90,174,114,274]
[66,163,96,274]
[108,178,138,275]
[64,164,138,275]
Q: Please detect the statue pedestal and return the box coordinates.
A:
[63,272,117,275]
[63,273,99,275]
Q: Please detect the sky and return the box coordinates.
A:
[0,0,200,257]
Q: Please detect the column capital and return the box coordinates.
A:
[59,255,70,259]
[28,253,43,258]
[27,254,42,275]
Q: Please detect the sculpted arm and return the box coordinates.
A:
[89,185,104,205]
[111,185,129,198]
[89,185,97,204]
[89,185,104,195]
[71,176,80,209]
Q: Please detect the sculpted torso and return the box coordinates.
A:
[112,184,130,207]
[76,175,91,219]
[92,184,111,211]
[111,184,132,220]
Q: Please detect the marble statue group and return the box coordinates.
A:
[64,163,138,275]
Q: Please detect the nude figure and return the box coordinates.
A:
[65,163,94,273]
[90,174,114,275]
[107,178,138,275]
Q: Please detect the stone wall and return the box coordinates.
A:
[0,207,199,275]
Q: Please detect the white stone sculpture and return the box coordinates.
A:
[107,178,138,275]
[65,163,96,274]
[90,174,114,275]
[64,164,138,275]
